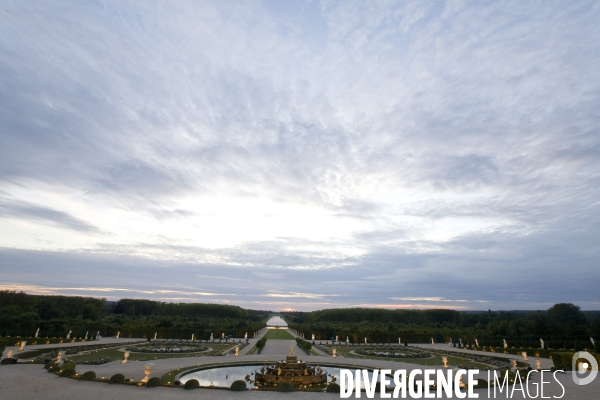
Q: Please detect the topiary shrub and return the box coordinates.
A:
[277,382,294,392]
[1,357,17,365]
[230,380,246,391]
[146,377,161,387]
[109,373,125,384]
[44,361,54,369]
[184,379,200,389]
[60,368,76,377]
[326,382,341,393]
[80,371,96,380]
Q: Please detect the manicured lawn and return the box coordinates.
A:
[331,346,490,369]
[66,343,238,363]
[262,329,295,340]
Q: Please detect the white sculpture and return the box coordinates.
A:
[6,349,13,359]
[122,351,130,364]
[34,328,40,338]
[399,337,401,344]
[244,332,248,340]
[503,339,508,349]
[591,337,595,346]
[96,331,101,340]
[442,357,448,368]
[540,338,545,349]
[84,331,88,340]
[522,352,528,361]
[431,338,434,345]
[235,346,239,357]
[312,334,315,341]
[221,333,224,339]
[19,341,27,351]
[191,334,194,341]
[154,332,157,340]
[332,349,337,358]
[66,330,72,339]
[364,337,367,344]
[449,337,453,346]
[141,362,155,383]
[512,360,518,370]
[116,331,120,338]
[536,359,541,369]
[475,339,479,347]
[459,338,463,347]
[346,336,349,344]
[336,336,338,342]
[210,333,214,341]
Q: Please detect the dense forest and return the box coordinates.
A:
[284,304,600,349]
[0,291,268,339]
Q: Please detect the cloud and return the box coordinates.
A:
[0,1,599,311]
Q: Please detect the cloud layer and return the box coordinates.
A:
[1,0,599,311]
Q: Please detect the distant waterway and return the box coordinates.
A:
[266,316,288,327]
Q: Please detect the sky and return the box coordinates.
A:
[1,0,599,312]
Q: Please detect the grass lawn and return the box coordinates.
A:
[66,343,238,363]
[331,346,491,369]
[262,329,295,340]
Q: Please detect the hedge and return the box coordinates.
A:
[110,373,125,384]
[326,383,341,393]
[230,380,247,391]
[551,352,600,371]
[184,379,200,389]
[295,337,312,354]
[1,357,17,365]
[80,371,96,380]
[147,377,161,387]
[60,369,76,377]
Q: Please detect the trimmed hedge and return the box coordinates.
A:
[110,373,125,384]
[80,371,96,380]
[295,337,312,354]
[184,379,200,389]
[147,377,161,387]
[1,357,17,364]
[326,382,341,393]
[60,369,76,377]
[230,380,247,391]
[277,382,294,392]
[551,352,600,371]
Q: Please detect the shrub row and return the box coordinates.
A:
[295,337,312,354]
[256,336,268,354]
[551,352,600,371]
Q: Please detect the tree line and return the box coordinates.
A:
[0,291,268,339]
[284,303,600,349]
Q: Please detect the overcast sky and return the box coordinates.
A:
[1,1,599,312]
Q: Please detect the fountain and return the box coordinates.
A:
[141,362,155,383]
[57,351,66,367]
[34,328,40,338]
[442,357,448,368]
[522,352,528,361]
[254,347,328,388]
[122,351,130,364]
[19,341,27,351]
